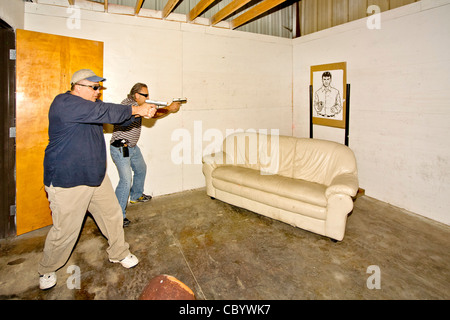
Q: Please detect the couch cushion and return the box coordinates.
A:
[212,166,327,207]
[212,179,327,220]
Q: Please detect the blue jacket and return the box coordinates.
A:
[44,91,136,188]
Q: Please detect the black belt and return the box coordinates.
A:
[111,139,129,157]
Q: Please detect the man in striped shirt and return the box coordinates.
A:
[110,83,181,227]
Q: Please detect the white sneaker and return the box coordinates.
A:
[109,253,139,268]
[39,272,57,290]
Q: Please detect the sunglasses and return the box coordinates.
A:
[76,83,102,91]
[137,92,149,98]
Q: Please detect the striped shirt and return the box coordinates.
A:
[110,97,142,147]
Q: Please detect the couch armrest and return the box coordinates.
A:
[202,152,231,198]
[326,173,359,198]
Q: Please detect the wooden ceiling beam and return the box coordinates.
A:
[135,0,145,15]
[230,0,288,29]
[211,0,253,26]
[188,0,216,22]
[162,0,182,18]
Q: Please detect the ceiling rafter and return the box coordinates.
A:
[162,0,182,18]
[211,0,253,26]
[135,0,144,15]
[231,0,289,29]
[188,0,216,22]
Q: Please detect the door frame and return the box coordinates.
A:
[0,21,17,239]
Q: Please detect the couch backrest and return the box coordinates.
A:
[222,132,357,186]
[292,138,357,185]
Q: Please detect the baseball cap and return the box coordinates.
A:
[71,69,106,85]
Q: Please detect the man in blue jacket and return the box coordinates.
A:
[38,69,157,290]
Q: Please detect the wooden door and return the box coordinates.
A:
[16,30,103,235]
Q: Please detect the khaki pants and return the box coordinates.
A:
[38,175,130,275]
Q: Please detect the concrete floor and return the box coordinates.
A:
[0,188,449,300]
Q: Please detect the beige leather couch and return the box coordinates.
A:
[202,132,359,241]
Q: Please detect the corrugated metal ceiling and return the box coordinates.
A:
[30,0,418,39]
[86,0,296,38]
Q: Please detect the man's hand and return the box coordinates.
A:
[144,105,157,119]
[132,103,157,119]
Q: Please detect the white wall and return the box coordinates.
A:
[0,0,24,29]
[23,3,293,197]
[293,0,450,225]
